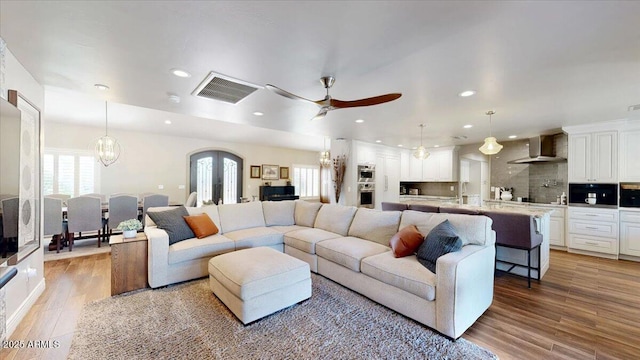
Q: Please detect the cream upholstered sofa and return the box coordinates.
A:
[144,200,496,339]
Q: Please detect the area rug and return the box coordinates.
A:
[69,274,497,359]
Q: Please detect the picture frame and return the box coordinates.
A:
[6,89,41,263]
[250,165,261,179]
[280,166,289,180]
[262,164,279,180]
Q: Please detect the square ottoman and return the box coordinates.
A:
[208,246,311,324]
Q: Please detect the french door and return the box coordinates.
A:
[189,151,243,205]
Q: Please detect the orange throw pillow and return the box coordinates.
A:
[183,213,219,239]
[389,225,425,258]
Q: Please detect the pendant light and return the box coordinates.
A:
[319,137,331,168]
[479,110,503,155]
[95,101,122,167]
[413,124,430,160]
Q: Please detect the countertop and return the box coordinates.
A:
[483,199,567,209]
[445,203,554,216]
[399,195,458,200]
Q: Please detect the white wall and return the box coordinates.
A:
[44,122,319,203]
[1,41,46,338]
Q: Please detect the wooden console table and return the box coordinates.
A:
[110,232,148,295]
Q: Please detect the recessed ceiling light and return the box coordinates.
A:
[171,68,191,78]
[411,147,417,150]
[434,145,440,148]
[375,140,382,143]
[463,124,473,129]
[253,111,264,116]
[164,120,172,125]
[508,135,517,139]
[397,144,403,147]
[94,84,110,91]
[459,90,476,97]
[355,119,364,123]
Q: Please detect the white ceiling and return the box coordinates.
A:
[1,1,639,152]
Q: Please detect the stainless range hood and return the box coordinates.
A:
[507,135,566,164]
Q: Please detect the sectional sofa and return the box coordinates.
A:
[144,200,496,339]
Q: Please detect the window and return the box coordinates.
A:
[43,149,100,197]
[292,164,320,199]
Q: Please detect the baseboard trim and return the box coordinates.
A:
[6,278,46,338]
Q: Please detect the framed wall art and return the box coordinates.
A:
[250,165,261,179]
[280,167,289,179]
[262,164,279,180]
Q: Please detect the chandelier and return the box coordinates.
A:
[95,101,122,167]
[319,137,331,168]
[413,124,430,160]
[479,110,503,155]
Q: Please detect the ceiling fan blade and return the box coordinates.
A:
[330,93,402,109]
[311,107,329,121]
[265,84,316,104]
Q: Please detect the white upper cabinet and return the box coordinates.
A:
[400,147,458,182]
[619,128,640,182]
[356,142,376,165]
[568,131,617,183]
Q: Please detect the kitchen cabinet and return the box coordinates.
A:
[356,142,376,165]
[376,154,400,209]
[530,205,565,247]
[460,160,470,183]
[620,211,640,258]
[568,131,617,183]
[568,207,618,257]
[619,128,640,181]
[400,146,458,182]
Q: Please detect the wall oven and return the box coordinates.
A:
[620,183,640,208]
[358,164,375,183]
[357,183,375,208]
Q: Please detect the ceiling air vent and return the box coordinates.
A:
[192,72,262,104]
[628,104,640,112]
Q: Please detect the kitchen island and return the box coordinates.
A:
[407,200,556,281]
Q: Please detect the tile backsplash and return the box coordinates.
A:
[490,133,568,203]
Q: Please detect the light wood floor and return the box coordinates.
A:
[2,250,639,360]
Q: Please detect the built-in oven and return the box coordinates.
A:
[357,183,375,208]
[568,183,617,207]
[358,164,375,183]
[620,183,640,208]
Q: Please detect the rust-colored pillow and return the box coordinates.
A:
[389,225,424,258]
[183,213,219,239]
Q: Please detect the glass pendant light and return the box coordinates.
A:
[479,110,503,155]
[319,137,331,168]
[413,124,430,160]
[95,101,122,167]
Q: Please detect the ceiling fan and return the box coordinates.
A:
[265,76,402,120]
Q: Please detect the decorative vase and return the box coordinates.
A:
[123,230,137,238]
[501,191,513,201]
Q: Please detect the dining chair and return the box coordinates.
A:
[107,195,139,237]
[83,193,107,203]
[66,195,103,251]
[185,191,197,207]
[46,193,71,205]
[1,197,19,258]
[141,194,169,226]
[44,196,66,253]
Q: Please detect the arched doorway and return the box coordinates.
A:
[189,150,243,205]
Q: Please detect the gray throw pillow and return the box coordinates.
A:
[147,206,195,245]
[416,220,463,273]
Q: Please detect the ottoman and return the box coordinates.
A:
[208,247,311,324]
